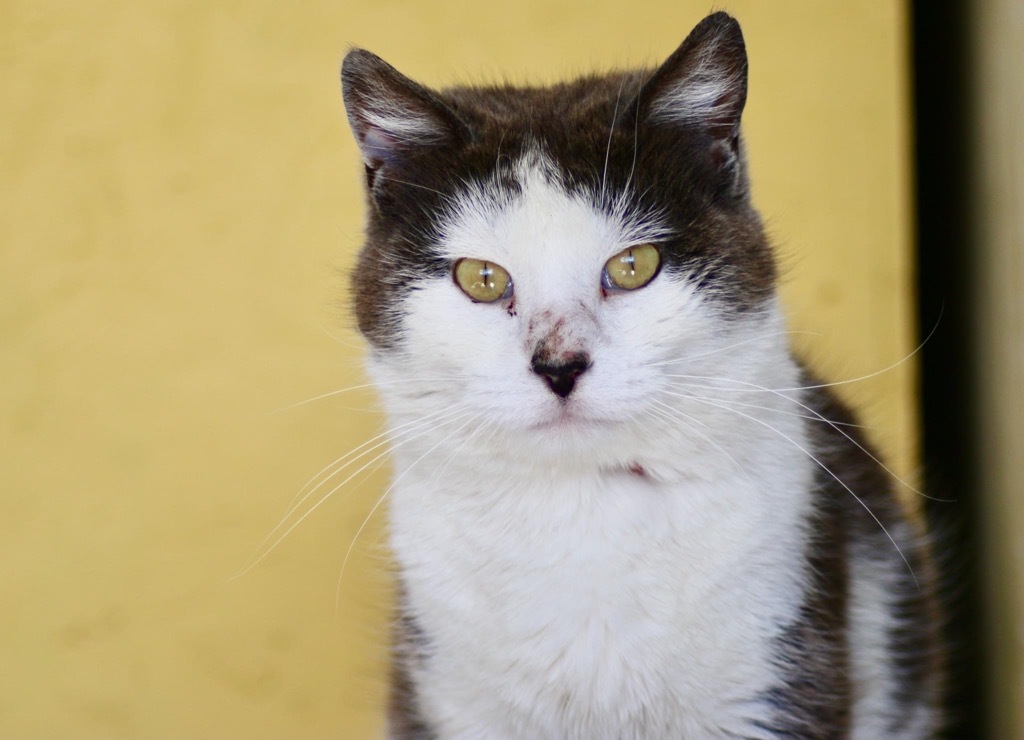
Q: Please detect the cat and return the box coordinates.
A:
[339,11,945,739]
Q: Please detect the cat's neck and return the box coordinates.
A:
[384,394,816,738]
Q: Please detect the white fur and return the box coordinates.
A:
[849,550,900,739]
[370,154,826,736]
[352,81,448,166]
[363,74,444,141]
[360,103,442,143]
[848,530,941,739]
[649,42,744,127]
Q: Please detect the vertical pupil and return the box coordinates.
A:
[480,263,493,289]
[624,250,635,275]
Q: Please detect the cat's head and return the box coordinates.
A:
[340,13,784,466]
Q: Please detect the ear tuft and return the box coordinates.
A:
[341,50,468,172]
[641,12,748,137]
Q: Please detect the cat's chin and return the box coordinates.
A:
[526,404,618,433]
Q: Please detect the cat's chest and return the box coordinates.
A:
[389,465,811,738]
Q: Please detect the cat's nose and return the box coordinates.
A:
[531,353,591,398]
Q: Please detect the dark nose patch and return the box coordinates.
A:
[530,352,591,398]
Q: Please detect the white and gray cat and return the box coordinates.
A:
[340,12,945,739]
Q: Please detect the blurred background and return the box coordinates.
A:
[0,0,1016,737]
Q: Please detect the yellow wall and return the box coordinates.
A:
[0,1,913,737]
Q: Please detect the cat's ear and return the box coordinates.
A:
[630,12,747,143]
[341,49,469,174]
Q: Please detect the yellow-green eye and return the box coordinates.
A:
[453,258,513,303]
[603,244,661,291]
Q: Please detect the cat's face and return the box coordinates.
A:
[401,152,694,432]
[342,14,783,465]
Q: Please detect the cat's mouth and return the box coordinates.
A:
[529,403,613,432]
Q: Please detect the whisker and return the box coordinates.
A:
[651,397,709,430]
[622,81,641,199]
[600,76,627,206]
[624,401,676,439]
[495,128,509,170]
[277,404,468,527]
[653,313,941,394]
[665,374,950,502]
[677,392,918,586]
[644,331,821,368]
[661,379,775,394]
[336,410,485,614]
[377,173,451,198]
[666,382,862,428]
[231,405,473,580]
[648,399,748,479]
[776,310,944,393]
[314,321,366,353]
[266,377,460,415]
[432,416,493,483]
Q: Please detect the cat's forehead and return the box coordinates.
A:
[442,72,648,136]
[436,150,671,274]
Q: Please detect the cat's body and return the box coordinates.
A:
[340,13,944,738]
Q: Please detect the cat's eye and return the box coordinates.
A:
[453,258,513,303]
[603,244,661,291]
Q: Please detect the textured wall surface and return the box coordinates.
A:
[0,1,913,737]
